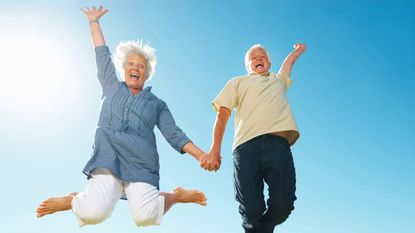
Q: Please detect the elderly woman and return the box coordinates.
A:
[36,6,207,227]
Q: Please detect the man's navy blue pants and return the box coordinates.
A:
[233,134,297,233]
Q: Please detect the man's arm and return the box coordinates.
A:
[81,6,109,47]
[201,106,231,171]
[279,43,307,77]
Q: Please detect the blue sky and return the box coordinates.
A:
[1,0,414,233]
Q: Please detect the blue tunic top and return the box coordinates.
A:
[82,46,191,189]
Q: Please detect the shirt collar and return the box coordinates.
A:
[249,72,271,77]
[137,86,152,97]
[123,83,152,97]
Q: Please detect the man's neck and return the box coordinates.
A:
[250,71,270,77]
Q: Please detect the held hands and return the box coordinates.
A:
[200,151,222,172]
[80,6,109,22]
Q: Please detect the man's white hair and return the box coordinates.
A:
[113,40,157,80]
[244,44,271,74]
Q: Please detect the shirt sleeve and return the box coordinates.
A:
[95,46,119,93]
[277,70,292,91]
[157,101,191,154]
[211,79,238,112]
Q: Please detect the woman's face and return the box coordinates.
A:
[124,54,148,91]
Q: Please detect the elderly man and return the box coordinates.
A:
[201,43,307,233]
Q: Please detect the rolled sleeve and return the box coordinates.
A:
[95,45,119,92]
[157,102,191,154]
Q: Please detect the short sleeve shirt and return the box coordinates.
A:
[212,72,299,149]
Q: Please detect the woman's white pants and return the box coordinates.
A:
[71,168,164,226]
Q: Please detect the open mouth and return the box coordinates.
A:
[255,64,264,68]
[130,74,140,80]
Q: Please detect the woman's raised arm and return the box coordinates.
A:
[80,6,109,47]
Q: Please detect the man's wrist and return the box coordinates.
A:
[210,147,221,155]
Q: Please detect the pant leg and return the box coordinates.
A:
[257,135,297,233]
[124,182,164,227]
[233,136,266,233]
[71,168,123,226]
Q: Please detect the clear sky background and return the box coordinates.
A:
[1,0,414,233]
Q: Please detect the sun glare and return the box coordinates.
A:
[0,29,82,120]
[1,36,62,102]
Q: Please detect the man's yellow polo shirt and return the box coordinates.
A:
[212,71,299,150]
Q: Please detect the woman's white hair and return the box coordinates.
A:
[244,44,271,74]
[113,40,157,80]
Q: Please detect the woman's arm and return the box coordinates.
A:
[80,6,118,91]
[157,106,206,162]
[80,6,109,47]
[182,142,206,162]
[157,105,206,162]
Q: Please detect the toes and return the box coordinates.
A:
[37,205,50,211]
[37,212,45,217]
[198,201,207,206]
[36,210,52,218]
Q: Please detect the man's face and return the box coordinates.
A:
[124,54,148,90]
[249,48,271,75]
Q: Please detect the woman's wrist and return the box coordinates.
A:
[89,19,99,24]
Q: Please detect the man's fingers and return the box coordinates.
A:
[212,161,220,171]
[199,154,222,172]
[201,160,213,171]
[208,161,217,171]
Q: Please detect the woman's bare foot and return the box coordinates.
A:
[36,192,78,218]
[172,187,207,206]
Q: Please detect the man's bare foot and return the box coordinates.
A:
[172,187,207,206]
[36,192,78,218]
